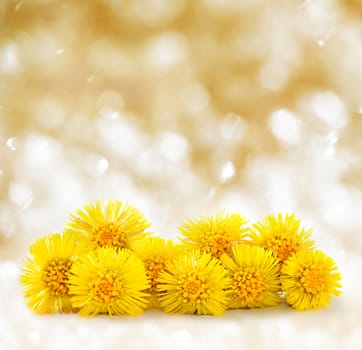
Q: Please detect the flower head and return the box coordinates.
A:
[20,233,80,314]
[131,237,183,308]
[157,250,230,315]
[69,247,150,316]
[281,249,342,310]
[65,200,150,251]
[179,211,249,258]
[220,245,281,309]
[250,213,314,262]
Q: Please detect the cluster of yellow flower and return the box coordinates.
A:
[20,200,342,317]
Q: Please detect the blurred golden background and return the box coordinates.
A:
[1,1,362,349]
[2,0,362,242]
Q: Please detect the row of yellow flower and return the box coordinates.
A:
[20,200,342,316]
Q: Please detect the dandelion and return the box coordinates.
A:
[157,250,230,315]
[69,247,150,316]
[281,249,342,310]
[20,233,80,314]
[220,245,281,309]
[65,200,150,251]
[179,211,249,258]
[250,213,314,262]
[131,237,183,308]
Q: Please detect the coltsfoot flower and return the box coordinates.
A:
[281,249,342,310]
[20,233,80,314]
[65,200,150,250]
[69,247,150,316]
[131,237,183,308]
[179,211,249,258]
[157,250,230,315]
[220,245,281,309]
[250,213,314,262]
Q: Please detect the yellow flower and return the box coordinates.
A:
[65,200,150,250]
[69,247,150,316]
[20,233,80,314]
[250,213,314,262]
[179,211,249,258]
[131,237,183,308]
[157,250,230,316]
[281,249,342,310]
[220,245,281,309]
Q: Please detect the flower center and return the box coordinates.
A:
[146,256,165,291]
[201,232,232,258]
[43,258,72,296]
[91,271,123,304]
[179,272,209,305]
[91,222,125,248]
[265,235,300,261]
[300,266,325,294]
[232,267,267,303]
